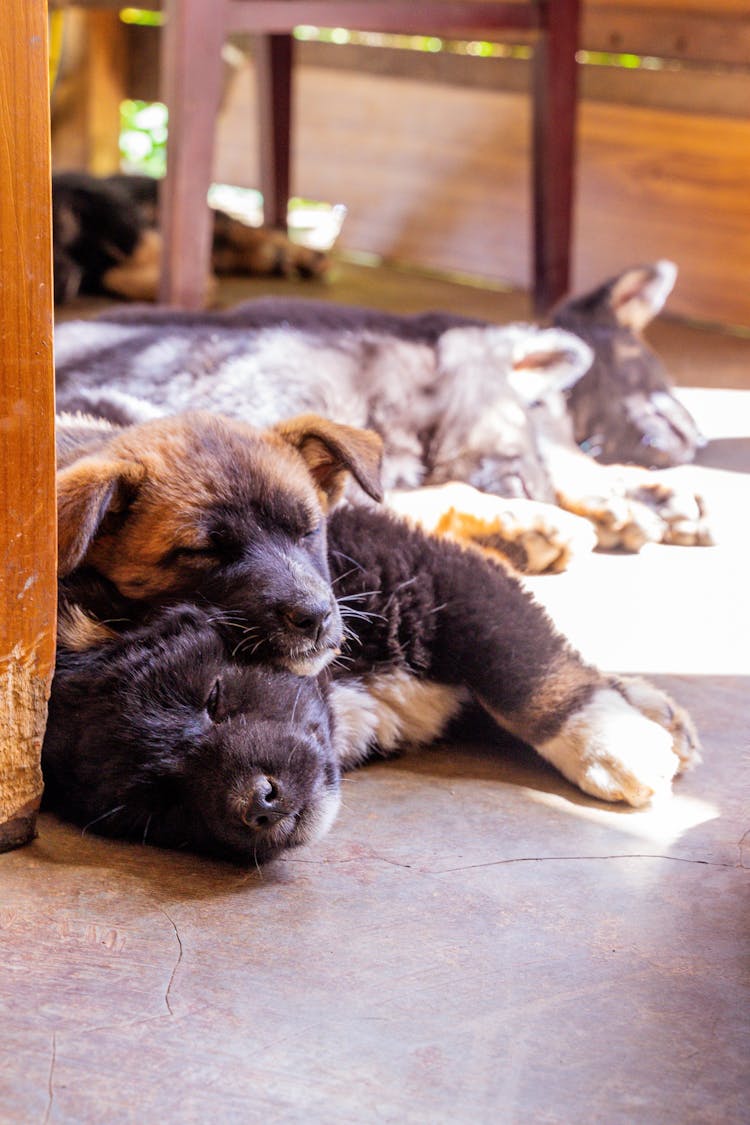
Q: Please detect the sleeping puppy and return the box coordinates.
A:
[55,270,710,564]
[52,171,328,305]
[45,504,701,863]
[57,410,383,675]
[44,603,341,863]
[555,260,702,468]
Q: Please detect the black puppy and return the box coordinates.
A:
[44,506,699,863]
[43,603,340,863]
[52,171,328,304]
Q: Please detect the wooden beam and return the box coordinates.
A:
[0,0,57,851]
[158,0,226,306]
[583,4,750,67]
[256,33,294,229]
[86,9,128,174]
[226,1,541,35]
[532,0,580,313]
[296,40,750,120]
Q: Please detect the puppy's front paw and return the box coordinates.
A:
[388,483,596,573]
[435,490,597,574]
[625,481,713,547]
[537,684,699,806]
[557,489,665,552]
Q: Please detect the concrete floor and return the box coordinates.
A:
[3,266,749,1123]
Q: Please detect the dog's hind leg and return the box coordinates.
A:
[101,229,218,304]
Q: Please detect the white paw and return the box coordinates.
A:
[388,483,596,573]
[625,481,714,547]
[611,675,701,772]
[559,490,665,552]
[537,686,697,806]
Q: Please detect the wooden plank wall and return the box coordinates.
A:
[214,41,750,326]
[52,1,750,326]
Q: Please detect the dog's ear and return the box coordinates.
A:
[57,456,146,576]
[275,414,384,505]
[507,328,593,404]
[607,260,677,331]
[555,261,677,334]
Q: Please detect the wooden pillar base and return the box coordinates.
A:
[0,0,57,851]
[0,662,48,852]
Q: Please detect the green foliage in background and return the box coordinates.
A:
[120,99,167,177]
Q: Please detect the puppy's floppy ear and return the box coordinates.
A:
[274,414,383,506]
[57,456,146,576]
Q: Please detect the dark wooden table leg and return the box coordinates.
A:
[532,0,580,316]
[256,32,293,231]
[0,0,57,852]
[159,0,226,307]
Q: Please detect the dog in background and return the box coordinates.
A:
[50,172,699,475]
[55,263,710,572]
[52,171,328,305]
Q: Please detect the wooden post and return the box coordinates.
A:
[158,0,227,307]
[532,0,580,315]
[0,0,57,851]
[256,33,293,230]
[86,9,128,175]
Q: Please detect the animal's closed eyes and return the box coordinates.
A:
[43,604,341,864]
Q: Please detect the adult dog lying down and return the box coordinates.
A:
[46,413,700,863]
[54,261,709,570]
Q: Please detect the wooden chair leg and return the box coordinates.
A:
[531,0,581,316]
[158,0,227,307]
[0,0,57,852]
[256,32,293,231]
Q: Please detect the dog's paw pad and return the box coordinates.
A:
[560,492,665,552]
[626,482,714,547]
[437,499,596,574]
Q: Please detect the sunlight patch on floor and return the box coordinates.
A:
[525,789,720,848]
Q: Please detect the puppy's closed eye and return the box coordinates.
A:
[162,545,218,567]
[205,678,222,722]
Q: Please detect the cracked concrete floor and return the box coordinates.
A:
[4,271,750,1123]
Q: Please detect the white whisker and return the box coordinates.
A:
[81,804,126,835]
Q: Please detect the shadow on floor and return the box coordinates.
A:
[696,436,750,474]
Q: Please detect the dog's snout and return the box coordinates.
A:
[279,601,333,643]
[241,774,288,829]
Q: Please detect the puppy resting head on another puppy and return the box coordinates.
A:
[57,410,383,675]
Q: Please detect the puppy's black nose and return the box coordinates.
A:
[242,775,287,829]
[280,602,332,643]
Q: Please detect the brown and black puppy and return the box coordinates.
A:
[52,172,328,305]
[57,410,383,675]
[44,503,701,863]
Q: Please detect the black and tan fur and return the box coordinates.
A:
[52,171,327,306]
[57,410,382,675]
[45,499,700,863]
